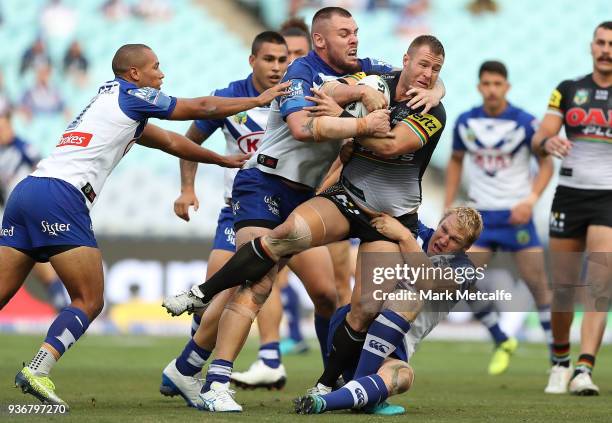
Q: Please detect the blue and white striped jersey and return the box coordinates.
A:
[32,78,177,208]
[453,104,538,210]
[244,51,393,189]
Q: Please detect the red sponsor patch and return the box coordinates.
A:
[57,132,93,147]
[237,131,264,154]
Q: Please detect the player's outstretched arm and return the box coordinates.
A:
[138,123,248,168]
[169,82,290,120]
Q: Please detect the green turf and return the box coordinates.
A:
[0,334,610,422]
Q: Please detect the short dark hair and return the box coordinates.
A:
[280,17,312,50]
[407,35,445,57]
[594,21,612,36]
[112,44,152,75]
[479,60,507,79]
[251,31,287,56]
[312,6,352,31]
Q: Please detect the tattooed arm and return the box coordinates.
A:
[285,109,393,142]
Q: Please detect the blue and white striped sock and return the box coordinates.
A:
[259,342,281,369]
[354,310,410,379]
[43,306,90,356]
[175,339,211,376]
[319,374,388,411]
[203,359,233,392]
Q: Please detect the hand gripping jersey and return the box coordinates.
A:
[243,51,393,189]
[0,137,41,201]
[195,74,268,202]
[341,71,446,216]
[453,104,538,210]
[547,74,612,189]
[32,78,177,208]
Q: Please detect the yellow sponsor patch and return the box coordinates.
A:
[548,89,562,109]
[346,72,367,81]
[405,112,443,138]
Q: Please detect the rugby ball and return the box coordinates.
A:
[343,74,391,118]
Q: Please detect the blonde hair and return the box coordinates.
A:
[440,206,483,247]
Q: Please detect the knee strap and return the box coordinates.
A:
[266,213,314,258]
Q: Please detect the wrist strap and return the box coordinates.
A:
[539,137,550,153]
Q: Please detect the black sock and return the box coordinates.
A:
[197,237,276,302]
[317,318,366,387]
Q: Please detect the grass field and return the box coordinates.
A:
[1,334,611,422]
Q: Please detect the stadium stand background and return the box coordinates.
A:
[0,0,609,342]
[1,0,608,238]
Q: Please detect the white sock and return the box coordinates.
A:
[28,347,57,376]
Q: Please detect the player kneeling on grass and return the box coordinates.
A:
[295,207,483,415]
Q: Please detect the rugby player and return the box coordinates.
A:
[0,111,69,311]
[0,43,288,407]
[533,21,612,396]
[163,7,446,412]
[163,33,448,411]
[231,20,334,387]
[445,60,554,375]
[159,31,337,405]
[294,207,484,414]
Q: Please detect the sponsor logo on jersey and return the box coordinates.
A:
[224,227,236,246]
[81,182,97,203]
[257,154,278,169]
[595,90,608,101]
[128,87,161,104]
[57,132,93,147]
[354,387,366,407]
[368,339,389,353]
[286,79,303,98]
[473,152,512,176]
[233,111,248,125]
[402,112,443,145]
[548,89,562,109]
[566,107,611,127]
[41,221,71,236]
[573,89,589,106]
[237,131,264,153]
[264,195,280,216]
[0,226,14,237]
